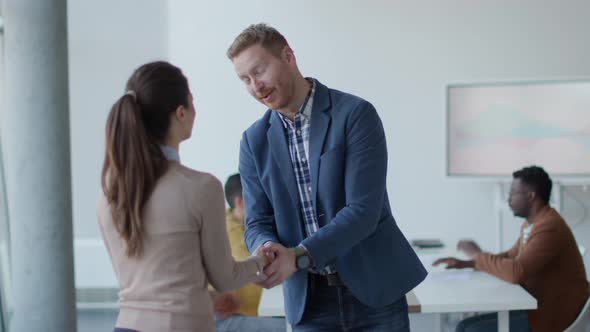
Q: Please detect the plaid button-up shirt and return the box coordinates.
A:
[277,79,334,274]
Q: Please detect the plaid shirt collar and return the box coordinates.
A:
[276,78,315,127]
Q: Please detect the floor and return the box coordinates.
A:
[76,308,463,332]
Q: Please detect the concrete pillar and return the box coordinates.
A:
[1,0,76,331]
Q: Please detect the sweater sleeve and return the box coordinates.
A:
[475,222,562,284]
[196,175,265,292]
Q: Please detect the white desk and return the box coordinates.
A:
[259,249,537,332]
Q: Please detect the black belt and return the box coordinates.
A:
[314,273,345,287]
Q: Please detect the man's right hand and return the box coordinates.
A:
[432,257,475,269]
[259,242,297,289]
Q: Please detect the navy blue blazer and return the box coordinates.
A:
[239,80,427,325]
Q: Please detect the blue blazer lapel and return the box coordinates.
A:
[309,81,331,212]
[267,112,299,206]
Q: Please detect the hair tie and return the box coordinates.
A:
[125,90,137,100]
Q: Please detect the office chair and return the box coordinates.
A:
[564,287,590,332]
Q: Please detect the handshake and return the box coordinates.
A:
[253,242,298,289]
[212,242,298,319]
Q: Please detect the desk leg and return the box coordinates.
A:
[498,311,509,332]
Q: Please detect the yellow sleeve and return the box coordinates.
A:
[226,221,250,260]
[225,216,263,316]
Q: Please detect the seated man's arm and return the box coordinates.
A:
[475,223,561,283]
[435,237,521,269]
[497,237,520,259]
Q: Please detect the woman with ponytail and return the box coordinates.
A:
[97,61,269,332]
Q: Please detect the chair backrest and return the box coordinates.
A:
[564,291,590,332]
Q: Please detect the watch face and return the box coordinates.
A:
[296,254,311,270]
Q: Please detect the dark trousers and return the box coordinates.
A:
[293,273,410,331]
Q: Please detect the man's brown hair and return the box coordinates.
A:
[227,23,288,60]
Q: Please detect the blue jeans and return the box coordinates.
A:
[456,311,530,332]
[216,314,286,332]
[293,274,410,331]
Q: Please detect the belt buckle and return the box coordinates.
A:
[326,273,343,287]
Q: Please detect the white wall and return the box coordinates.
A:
[68,0,168,238]
[167,0,590,252]
[68,0,169,287]
[68,0,590,287]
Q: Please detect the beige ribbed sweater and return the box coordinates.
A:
[97,162,264,332]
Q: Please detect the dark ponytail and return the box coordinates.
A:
[101,61,189,257]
